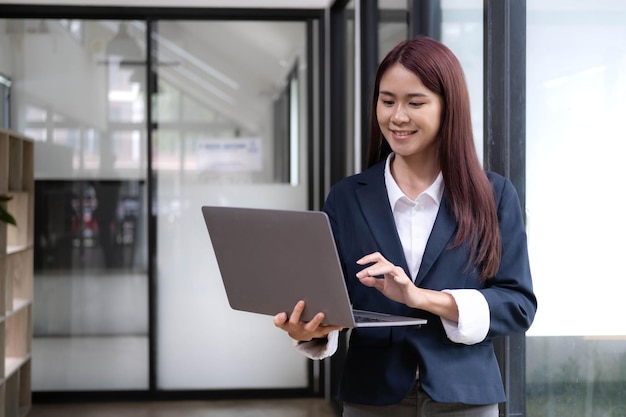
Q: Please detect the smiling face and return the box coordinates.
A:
[376,62,444,165]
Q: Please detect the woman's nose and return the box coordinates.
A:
[391,107,409,123]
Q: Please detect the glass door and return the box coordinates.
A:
[4,19,151,391]
[152,20,314,389]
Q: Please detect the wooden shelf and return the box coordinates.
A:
[4,355,30,380]
[5,301,30,319]
[0,129,33,417]
[2,359,31,417]
[3,247,29,257]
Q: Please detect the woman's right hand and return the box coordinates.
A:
[273,300,344,342]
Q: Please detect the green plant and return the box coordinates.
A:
[0,194,16,226]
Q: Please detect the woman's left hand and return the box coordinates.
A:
[355,252,419,308]
[356,252,460,322]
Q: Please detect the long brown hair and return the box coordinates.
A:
[366,36,501,280]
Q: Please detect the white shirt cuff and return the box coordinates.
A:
[291,330,339,360]
[441,289,490,345]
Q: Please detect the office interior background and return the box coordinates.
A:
[0,0,625,416]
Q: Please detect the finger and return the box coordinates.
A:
[357,275,378,287]
[356,263,395,278]
[273,312,288,327]
[304,312,326,332]
[289,300,306,324]
[356,251,385,265]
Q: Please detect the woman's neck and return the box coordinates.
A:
[389,153,440,200]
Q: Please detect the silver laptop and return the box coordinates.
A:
[201,205,427,328]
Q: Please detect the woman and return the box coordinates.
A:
[274,36,537,417]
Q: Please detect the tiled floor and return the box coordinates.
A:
[28,398,339,417]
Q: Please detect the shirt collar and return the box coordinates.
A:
[384,153,444,208]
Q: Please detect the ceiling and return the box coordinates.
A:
[4,0,334,8]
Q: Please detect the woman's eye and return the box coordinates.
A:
[410,102,425,108]
[381,100,394,106]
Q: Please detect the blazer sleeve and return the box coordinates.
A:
[482,175,537,337]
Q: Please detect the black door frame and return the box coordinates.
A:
[483,1,528,416]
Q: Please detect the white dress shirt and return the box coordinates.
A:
[295,154,490,359]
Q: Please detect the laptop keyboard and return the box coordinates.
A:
[355,315,389,323]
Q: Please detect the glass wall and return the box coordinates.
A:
[0,14,319,393]
[441,0,483,158]
[526,0,626,414]
[152,19,313,389]
[0,18,150,390]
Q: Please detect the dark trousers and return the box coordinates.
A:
[343,383,499,417]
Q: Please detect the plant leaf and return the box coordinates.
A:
[0,194,16,225]
[0,205,16,226]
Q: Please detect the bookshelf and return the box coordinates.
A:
[0,129,34,417]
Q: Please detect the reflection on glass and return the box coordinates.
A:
[106,22,146,127]
[442,0,483,159]
[34,180,145,271]
[379,22,407,60]
[154,19,311,390]
[24,105,47,123]
[153,21,302,186]
[1,18,150,391]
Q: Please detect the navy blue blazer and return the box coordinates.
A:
[323,160,537,406]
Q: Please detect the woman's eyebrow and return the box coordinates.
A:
[379,90,429,98]
[407,92,429,98]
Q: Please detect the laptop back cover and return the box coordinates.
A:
[201,206,357,328]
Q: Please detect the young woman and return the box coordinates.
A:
[274,36,537,417]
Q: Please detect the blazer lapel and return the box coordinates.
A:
[414,192,457,285]
[355,162,410,275]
